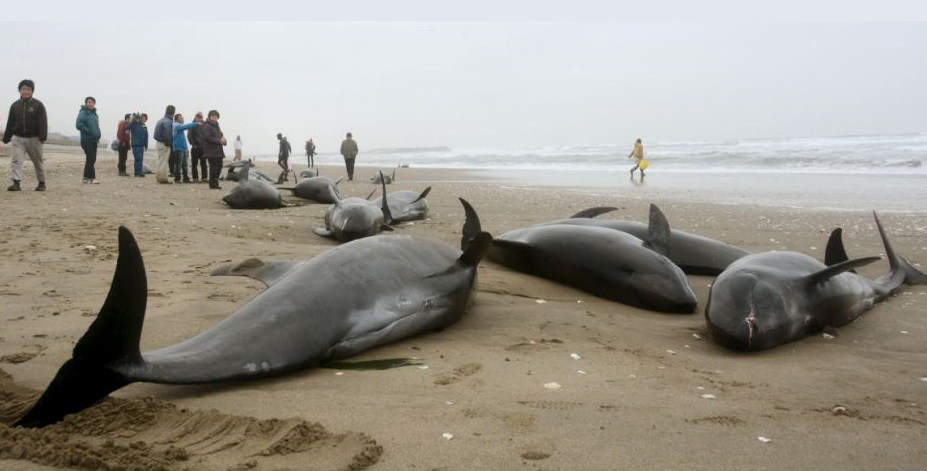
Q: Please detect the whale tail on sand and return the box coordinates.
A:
[15,226,147,428]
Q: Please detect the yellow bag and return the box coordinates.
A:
[638,159,650,170]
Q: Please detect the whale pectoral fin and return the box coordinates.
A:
[211,259,303,287]
[825,228,852,268]
[412,186,432,203]
[569,206,618,219]
[806,256,882,286]
[644,203,671,257]
[313,227,335,239]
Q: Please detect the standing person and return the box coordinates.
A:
[305,138,316,167]
[627,138,645,179]
[340,132,358,181]
[276,133,293,184]
[75,96,101,184]
[116,114,131,176]
[188,111,207,182]
[234,135,242,161]
[2,79,48,192]
[202,110,227,189]
[126,113,149,177]
[171,113,200,183]
[153,105,176,184]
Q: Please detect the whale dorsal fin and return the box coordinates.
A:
[806,256,881,286]
[459,197,483,249]
[644,203,671,257]
[460,232,492,267]
[413,186,432,203]
[211,259,303,288]
[570,207,617,219]
[825,228,850,266]
[379,172,393,224]
[239,164,251,182]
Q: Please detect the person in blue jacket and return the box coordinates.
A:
[75,96,102,184]
[171,113,201,183]
[126,113,149,177]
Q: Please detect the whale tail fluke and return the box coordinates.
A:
[871,212,927,288]
[15,226,146,428]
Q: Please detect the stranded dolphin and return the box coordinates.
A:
[538,205,750,276]
[370,168,397,184]
[705,212,927,351]
[475,201,698,313]
[15,200,493,428]
[313,173,394,242]
[281,167,344,204]
[371,186,431,223]
[221,165,286,209]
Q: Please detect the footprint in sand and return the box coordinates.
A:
[434,362,483,385]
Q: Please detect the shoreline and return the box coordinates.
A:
[0,152,925,470]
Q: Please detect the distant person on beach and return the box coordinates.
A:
[305,138,316,167]
[234,135,242,161]
[276,133,293,184]
[203,110,227,189]
[628,138,645,179]
[75,96,101,184]
[188,111,207,182]
[3,79,47,192]
[126,113,149,177]
[340,132,359,181]
[171,113,200,183]
[153,105,176,184]
[116,114,131,176]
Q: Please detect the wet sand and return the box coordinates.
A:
[1,149,926,469]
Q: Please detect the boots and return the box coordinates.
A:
[35,181,46,191]
[7,180,20,191]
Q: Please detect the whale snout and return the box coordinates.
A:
[631,272,698,314]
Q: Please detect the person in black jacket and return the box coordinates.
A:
[2,79,48,191]
[202,110,227,189]
[276,133,293,184]
[188,111,207,182]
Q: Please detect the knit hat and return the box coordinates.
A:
[18,79,34,91]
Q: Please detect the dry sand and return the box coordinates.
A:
[0,149,925,470]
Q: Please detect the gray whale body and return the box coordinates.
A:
[16,200,492,428]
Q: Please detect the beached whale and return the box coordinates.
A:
[223,160,274,183]
[476,202,697,313]
[705,213,927,351]
[15,200,493,428]
[370,169,396,184]
[371,186,431,223]
[313,173,394,242]
[221,165,285,209]
[299,169,317,179]
[281,167,343,204]
[537,206,750,276]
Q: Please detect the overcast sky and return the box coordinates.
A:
[1,21,924,154]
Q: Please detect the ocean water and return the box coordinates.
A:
[261,133,927,175]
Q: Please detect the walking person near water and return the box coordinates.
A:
[305,138,316,167]
[628,138,646,179]
[276,133,293,184]
[75,96,101,184]
[234,135,242,161]
[340,132,358,181]
[153,105,176,184]
[3,79,48,192]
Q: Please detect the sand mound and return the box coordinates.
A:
[0,369,381,470]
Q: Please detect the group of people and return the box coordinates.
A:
[118,106,228,189]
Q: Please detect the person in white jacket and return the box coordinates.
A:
[234,135,242,161]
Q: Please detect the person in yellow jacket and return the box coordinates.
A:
[627,138,646,179]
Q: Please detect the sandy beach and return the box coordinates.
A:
[1,148,926,470]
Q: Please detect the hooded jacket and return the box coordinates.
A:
[117,120,130,145]
[126,117,149,148]
[202,120,225,159]
[2,98,48,143]
[187,123,204,149]
[75,106,101,142]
